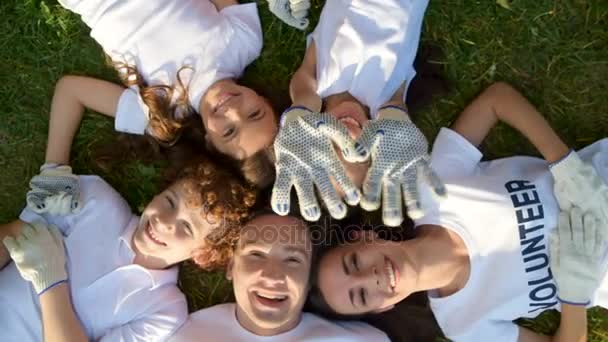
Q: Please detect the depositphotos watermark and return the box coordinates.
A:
[235,216,408,252]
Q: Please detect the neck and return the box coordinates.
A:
[324,92,370,116]
[402,225,470,296]
[235,305,300,336]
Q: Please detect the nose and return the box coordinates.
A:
[153,212,175,233]
[351,266,381,289]
[260,260,286,285]
[219,96,245,122]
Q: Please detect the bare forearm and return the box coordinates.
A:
[45,76,123,165]
[452,82,569,162]
[289,72,322,111]
[553,304,587,342]
[39,282,88,342]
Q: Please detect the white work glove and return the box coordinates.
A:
[2,222,68,294]
[268,0,310,30]
[550,207,606,305]
[351,106,446,226]
[550,150,608,224]
[272,106,366,221]
[26,164,81,216]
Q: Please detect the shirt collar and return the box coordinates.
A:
[119,216,179,288]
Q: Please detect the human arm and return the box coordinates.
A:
[209,0,238,11]
[451,82,569,163]
[26,76,124,215]
[45,75,123,165]
[39,282,89,342]
[289,41,322,111]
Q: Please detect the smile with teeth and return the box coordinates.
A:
[146,222,167,246]
[385,257,397,290]
[255,291,287,301]
[339,116,362,129]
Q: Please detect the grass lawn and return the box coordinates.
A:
[1,0,607,340]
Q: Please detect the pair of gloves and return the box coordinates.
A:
[271,106,446,227]
[268,0,311,30]
[3,222,68,295]
[549,151,608,305]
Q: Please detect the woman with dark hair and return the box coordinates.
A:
[308,83,608,341]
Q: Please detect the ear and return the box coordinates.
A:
[371,304,394,314]
[225,258,234,281]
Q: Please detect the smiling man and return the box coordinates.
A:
[170,211,389,341]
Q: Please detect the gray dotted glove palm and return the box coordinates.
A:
[26,164,81,215]
[2,222,68,294]
[268,0,310,30]
[272,107,365,221]
[550,207,606,305]
[550,150,608,225]
[351,107,446,226]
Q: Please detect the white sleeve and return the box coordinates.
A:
[114,88,149,135]
[430,127,483,179]
[19,176,131,237]
[220,3,263,74]
[446,320,519,342]
[98,288,188,342]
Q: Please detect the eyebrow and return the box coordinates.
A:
[284,246,308,258]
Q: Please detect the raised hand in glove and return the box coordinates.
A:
[272,107,366,221]
[268,0,310,30]
[350,106,446,226]
[26,164,80,216]
[3,222,68,294]
[550,150,608,224]
[550,207,606,305]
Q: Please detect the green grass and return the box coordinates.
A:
[1,0,607,340]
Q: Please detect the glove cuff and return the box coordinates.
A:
[557,296,590,307]
[34,266,68,294]
[280,106,313,126]
[38,279,68,296]
[549,150,580,179]
[376,105,411,122]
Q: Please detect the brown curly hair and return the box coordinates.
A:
[173,160,257,271]
[113,61,195,145]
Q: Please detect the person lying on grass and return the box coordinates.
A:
[48,0,293,188]
[0,159,256,342]
[308,82,608,341]
[271,0,447,226]
[169,210,390,341]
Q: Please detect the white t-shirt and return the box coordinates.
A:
[414,128,608,342]
[0,176,187,342]
[58,0,263,134]
[169,303,390,342]
[310,0,429,117]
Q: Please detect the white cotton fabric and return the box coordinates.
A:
[310,0,429,117]
[0,176,187,342]
[169,303,390,342]
[414,128,608,342]
[57,0,263,134]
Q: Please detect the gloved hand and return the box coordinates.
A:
[550,150,608,224]
[549,207,606,305]
[2,222,68,294]
[26,164,81,216]
[272,106,365,221]
[268,0,310,30]
[351,106,446,226]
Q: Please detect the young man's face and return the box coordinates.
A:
[227,214,312,336]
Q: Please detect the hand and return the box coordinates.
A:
[550,151,608,224]
[352,106,446,226]
[2,222,68,294]
[268,0,310,30]
[26,164,81,215]
[550,207,606,305]
[272,107,365,221]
